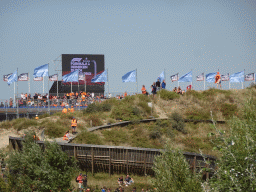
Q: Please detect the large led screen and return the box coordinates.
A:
[62,54,105,93]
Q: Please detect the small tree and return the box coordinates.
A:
[7,131,78,191]
[208,97,256,191]
[152,145,202,192]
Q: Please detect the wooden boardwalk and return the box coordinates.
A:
[9,136,216,179]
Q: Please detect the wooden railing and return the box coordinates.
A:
[9,136,216,179]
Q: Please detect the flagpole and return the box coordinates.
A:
[43,76,44,94]
[28,73,30,94]
[14,82,15,107]
[107,68,109,98]
[204,73,205,91]
[48,64,50,114]
[191,69,192,90]
[57,73,59,97]
[136,68,138,93]
[17,68,19,118]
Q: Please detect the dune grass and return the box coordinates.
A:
[71,172,153,191]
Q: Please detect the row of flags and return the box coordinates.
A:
[4,64,255,86]
[170,71,254,83]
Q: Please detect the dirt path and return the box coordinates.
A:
[0,129,20,149]
[154,103,168,119]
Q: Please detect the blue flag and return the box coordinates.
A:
[206,72,217,82]
[230,71,244,83]
[157,71,165,82]
[178,71,192,82]
[62,70,79,82]
[122,70,136,82]
[33,64,49,78]
[7,70,18,85]
[91,70,107,83]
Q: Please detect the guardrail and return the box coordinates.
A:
[9,136,216,179]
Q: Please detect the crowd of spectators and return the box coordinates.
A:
[1,91,104,108]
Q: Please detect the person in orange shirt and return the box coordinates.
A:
[124,92,127,97]
[70,106,74,113]
[63,130,70,141]
[215,72,221,89]
[71,117,77,134]
[35,115,39,120]
[62,107,68,114]
[141,85,148,95]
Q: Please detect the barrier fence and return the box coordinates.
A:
[9,136,216,178]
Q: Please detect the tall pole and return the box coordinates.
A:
[48,64,50,114]
[14,81,15,107]
[43,76,44,94]
[191,69,192,90]
[136,68,138,93]
[107,68,109,98]
[57,73,59,97]
[17,68,19,118]
[28,73,30,94]
[71,82,72,93]
[204,73,206,90]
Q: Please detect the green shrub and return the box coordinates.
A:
[185,107,211,120]
[12,118,38,131]
[152,145,203,192]
[170,112,187,134]
[137,93,151,102]
[138,101,151,114]
[220,103,237,119]
[149,130,161,139]
[84,103,102,113]
[86,114,103,127]
[111,104,142,121]
[0,120,12,129]
[38,113,50,119]
[102,129,128,145]
[74,130,103,145]
[158,89,180,100]
[44,119,69,138]
[101,103,112,112]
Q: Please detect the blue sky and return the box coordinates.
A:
[0,0,256,99]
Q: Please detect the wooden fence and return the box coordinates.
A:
[9,136,216,179]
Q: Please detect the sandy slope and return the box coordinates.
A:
[0,128,20,149]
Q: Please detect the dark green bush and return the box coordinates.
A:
[86,114,103,127]
[138,101,151,114]
[102,129,128,145]
[149,130,161,139]
[101,103,112,112]
[170,112,187,134]
[185,108,211,120]
[158,89,180,100]
[84,103,102,113]
[74,130,103,145]
[137,94,151,102]
[111,104,142,121]
[12,118,38,131]
[44,119,69,138]
[220,103,237,119]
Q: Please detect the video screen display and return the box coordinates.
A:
[62,54,105,93]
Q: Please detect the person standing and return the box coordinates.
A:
[161,79,166,89]
[156,79,161,91]
[151,82,157,98]
[71,117,77,134]
[215,72,221,89]
[76,173,83,191]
